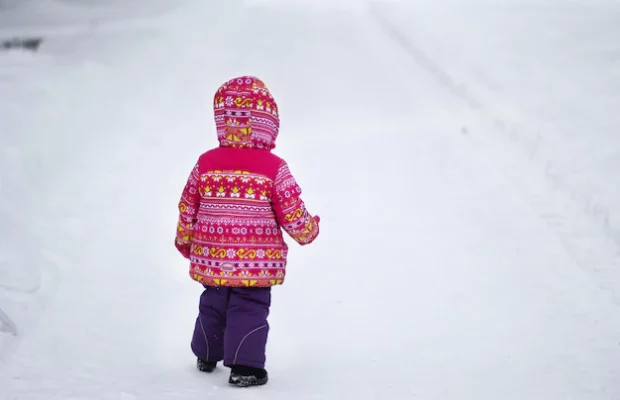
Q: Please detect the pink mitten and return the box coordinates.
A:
[175,241,191,259]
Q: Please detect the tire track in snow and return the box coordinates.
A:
[369,2,482,111]
[368,2,620,302]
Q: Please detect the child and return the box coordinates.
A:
[174,76,320,388]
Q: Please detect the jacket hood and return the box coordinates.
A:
[213,76,280,150]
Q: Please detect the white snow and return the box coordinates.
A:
[1,0,620,399]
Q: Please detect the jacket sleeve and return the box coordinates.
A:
[272,161,320,245]
[175,161,201,258]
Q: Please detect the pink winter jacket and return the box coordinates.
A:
[175,76,320,287]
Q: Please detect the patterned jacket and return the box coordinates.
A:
[175,76,320,287]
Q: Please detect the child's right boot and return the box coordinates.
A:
[228,365,268,387]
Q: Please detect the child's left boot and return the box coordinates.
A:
[196,358,218,373]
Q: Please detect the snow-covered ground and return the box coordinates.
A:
[1,0,619,399]
[373,0,620,287]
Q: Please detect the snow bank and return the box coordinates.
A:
[0,0,179,360]
[0,43,116,356]
[0,0,178,38]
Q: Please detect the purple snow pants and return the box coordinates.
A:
[191,285,271,369]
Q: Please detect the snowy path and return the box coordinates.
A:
[1,1,620,399]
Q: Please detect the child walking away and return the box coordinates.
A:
[174,76,320,388]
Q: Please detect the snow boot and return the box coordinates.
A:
[196,358,217,373]
[228,365,268,387]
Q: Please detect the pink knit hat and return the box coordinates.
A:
[213,76,280,150]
